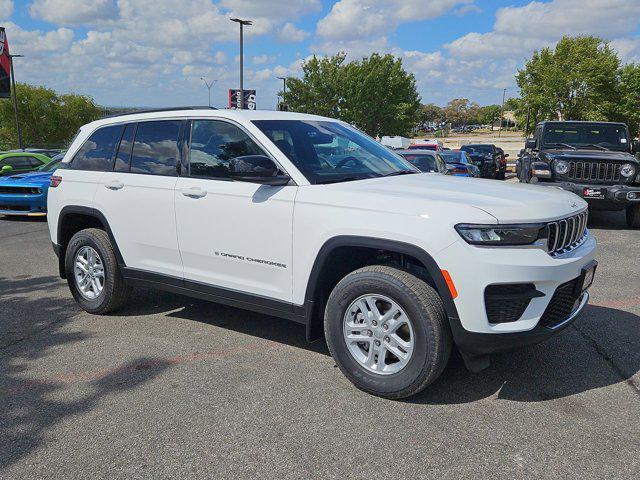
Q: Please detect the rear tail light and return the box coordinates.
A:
[50,175,62,187]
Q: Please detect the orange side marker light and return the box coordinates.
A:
[441,269,458,299]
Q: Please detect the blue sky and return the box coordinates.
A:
[1,0,639,109]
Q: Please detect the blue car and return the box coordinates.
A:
[0,154,63,216]
[439,150,480,177]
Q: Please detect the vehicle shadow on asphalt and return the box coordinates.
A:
[411,304,640,405]
[0,275,174,471]
[158,295,640,405]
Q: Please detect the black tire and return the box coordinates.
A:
[496,170,506,180]
[627,204,640,228]
[65,228,129,314]
[324,265,452,399]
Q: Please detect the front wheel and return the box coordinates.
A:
[324,265,452,399]
[627,204,640,228]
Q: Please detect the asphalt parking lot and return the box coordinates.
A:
[1,210,639,479]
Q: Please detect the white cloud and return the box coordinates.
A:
[446,0,640,60]
[453,4,481,16]
[252,54,269,65]
[4,22,74,56]
[29,0,118,26]
[277,22,309,43]
[317,0,474,40]
[611,38,640,63]
[0,0,14,19]
[219,0,321,18]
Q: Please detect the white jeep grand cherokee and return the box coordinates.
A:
[47,108,597,399]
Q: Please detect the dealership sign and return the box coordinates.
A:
[228,89,256,110]
[0,27,10,99]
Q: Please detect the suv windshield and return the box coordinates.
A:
[542,123,630,151]
[440,151,468,164]
[398,153,440,172]
[461,145,492,154]
[252,120,417,184]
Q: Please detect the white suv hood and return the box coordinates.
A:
[323,173,586,223]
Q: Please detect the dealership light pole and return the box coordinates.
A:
[200,77,217,107]
[277,76,286,109]
[230,18,252,109]
[498,88,506,138]
[9,53,23,150]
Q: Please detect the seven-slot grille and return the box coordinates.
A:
[567,161,621,183]
[0,186,42,195]
[547,210,588,256]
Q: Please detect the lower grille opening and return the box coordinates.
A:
[539,277,581,328]
[0,205,30,211]
[485,283,541,324]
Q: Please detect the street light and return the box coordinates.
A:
[230,18,252,109]
[9,54,23,150]
[200,77,217,107]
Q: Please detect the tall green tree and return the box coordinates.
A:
[0,83,102,149]
[516,36,620,122]
[442,98,479,127]
[617,63,640,138]
[418,103,444,127]
[477,105,501,128]
[282,53,420,137]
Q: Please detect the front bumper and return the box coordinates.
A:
[436,235,596,355]
[541,181,640,208]
[0,192,48,216]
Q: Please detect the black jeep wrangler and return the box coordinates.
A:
[517,121,640,228]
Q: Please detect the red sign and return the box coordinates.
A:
[0,27,10,98]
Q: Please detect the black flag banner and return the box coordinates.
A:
[0,27,10,98]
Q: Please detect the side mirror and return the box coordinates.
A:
[1,165,13,175]
[229,155,290,186]
[504,153,509,158]
[525,138,537,150]
[444,164,457,175]
[632,140,640,154]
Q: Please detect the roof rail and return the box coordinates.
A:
[104,106,218,119]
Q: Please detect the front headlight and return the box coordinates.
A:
[554,160,570,175]
[455,223,546,246]
[620,163,636,178]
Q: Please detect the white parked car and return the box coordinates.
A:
[47,108,597,399]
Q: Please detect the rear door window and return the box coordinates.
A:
[71,125,123,171]
[130,121,182,176]
[114,123,136,172]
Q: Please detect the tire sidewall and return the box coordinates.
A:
[65,231,116,313]
[325,273,436,396]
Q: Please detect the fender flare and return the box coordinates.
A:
[56,205,126,268]
[302,235,461,340]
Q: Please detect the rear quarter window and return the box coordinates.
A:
[71,125,123,171]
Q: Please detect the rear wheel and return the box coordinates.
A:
[627,204,640,228]
[65,228,129,314]
[324,265,452,399]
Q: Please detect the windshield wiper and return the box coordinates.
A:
[318,176,366,184]
[381,170,419,177]
[584,144,609,151]
[545,142,576,150]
